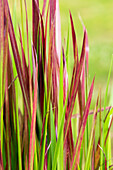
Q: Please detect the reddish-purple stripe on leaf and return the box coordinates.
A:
[62,48,68,105]
[70,11,78,60]
[81,61,85,109]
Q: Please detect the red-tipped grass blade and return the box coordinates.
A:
[64,30,86,146]
[62,48,68,105]
[71,77,95,169]
[79,15,89,74]
[4,0,30,117]
[70,11,78,61]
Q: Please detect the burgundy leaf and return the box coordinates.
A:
[70,11,78,60]
[62,48,68,105]
[79,15,89,74]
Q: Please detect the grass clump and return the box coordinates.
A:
[0,0,113,169]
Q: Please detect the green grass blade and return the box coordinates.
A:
[50,104,56,161]
[15,84,22,170]
[0,140,3,169]
[104,59,112,111]
[39,113,49,170]
[71,77,95,170]
[52,91,68,170]
[101,58,112,169]
[85,95,99,170]
[20,0,25,50]
[58,48,63,170]
[0,0,4,153]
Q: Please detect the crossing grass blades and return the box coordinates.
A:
[0,0,113,169]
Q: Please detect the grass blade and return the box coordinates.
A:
[52,91,69,170]
[5,0,30,117]
[64,30,86,145]
[32,0,39,53]
[0,140,3,170]
[58,47,63,170]
[39,113,49,170]
[56,0,61,65]
[29,65,38,170]
[69,11,78,60]
[42,0,47,17]
[71,77,95,170]
[0,0,4,152]
[5,76,11,170]
[85,94,99,170]
[24,0,33,115]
